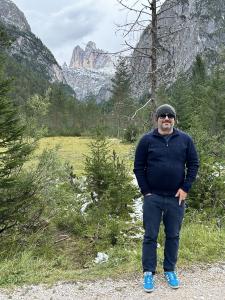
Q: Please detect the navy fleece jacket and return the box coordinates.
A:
[133,128,199,196]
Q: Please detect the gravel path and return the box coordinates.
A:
[1,263,225,300]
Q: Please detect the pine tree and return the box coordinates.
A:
[110,57,135,138]
[206,66,225,134]
[168,55,208,130]
[0,27,34,233]
[168,75,193,131]
[84,133,137,218]
[84,133,138,245]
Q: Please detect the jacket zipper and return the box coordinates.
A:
[154,131,178,147]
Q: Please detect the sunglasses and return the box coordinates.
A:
[159,114,175,119]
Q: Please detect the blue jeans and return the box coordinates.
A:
[142,193,185,273]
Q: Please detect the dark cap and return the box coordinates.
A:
[155,104,176,119]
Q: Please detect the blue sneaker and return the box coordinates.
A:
[143,271,154,292]
[164,271,180,289]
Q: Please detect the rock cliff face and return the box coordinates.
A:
[70,41,114,72]
[0,0,65,83]
[63,41,115,101]
[0,0,30,32]
[62,65,112,102]
[131,0,225,99]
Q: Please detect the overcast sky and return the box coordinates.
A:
[12,0,150,65]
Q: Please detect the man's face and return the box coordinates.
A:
[157,113,175,132]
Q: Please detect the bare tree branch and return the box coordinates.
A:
[116,19,149,27]
[91,47,131,56]
[117,0,152,16]
[131,98,153,119]
[125,40,152,58]
[124,8,145,37]
[115,0,184,114]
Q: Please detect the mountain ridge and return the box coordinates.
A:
[63,41,116,101]
[69,41,115,72]
[0,0,66,84]
[131,0,225,99]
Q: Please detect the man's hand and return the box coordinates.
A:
[175,189,187,206]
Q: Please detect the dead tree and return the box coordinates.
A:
[116,0,186,117]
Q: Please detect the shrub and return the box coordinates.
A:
[83,134,138,246]
[187,123,225,217]
[123,123,138,143]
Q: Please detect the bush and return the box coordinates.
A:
[83,134,138,247]
[187,123,225,217]
[123,123,138,143]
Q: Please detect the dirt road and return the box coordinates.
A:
[1,263,225,299]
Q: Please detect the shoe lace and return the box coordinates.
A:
[167,272,177,281]
[145,273,153,283]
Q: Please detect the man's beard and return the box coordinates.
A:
[160,122,173,131]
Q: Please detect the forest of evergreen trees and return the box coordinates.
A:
[4,42,225,143]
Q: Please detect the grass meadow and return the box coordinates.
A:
[36,137,134,175]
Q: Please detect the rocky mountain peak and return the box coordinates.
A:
[85,41,96,50]
[69,41,114,71]
[74,45,84,52]
[64,41,116,101]
[0,0,31,32]
[0,0,66,84]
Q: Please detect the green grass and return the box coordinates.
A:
[179,222,225,265]
[36,137,134,175]
[1,220,225,287]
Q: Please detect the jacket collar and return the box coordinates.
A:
[152,127,180,137]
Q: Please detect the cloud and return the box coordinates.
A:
[23,0,103,48]
[13,0,144,64]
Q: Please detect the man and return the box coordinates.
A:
[133,104,199,292]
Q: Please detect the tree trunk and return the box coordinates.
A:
[150,0,157,109]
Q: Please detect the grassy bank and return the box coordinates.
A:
[0,219,225,287]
